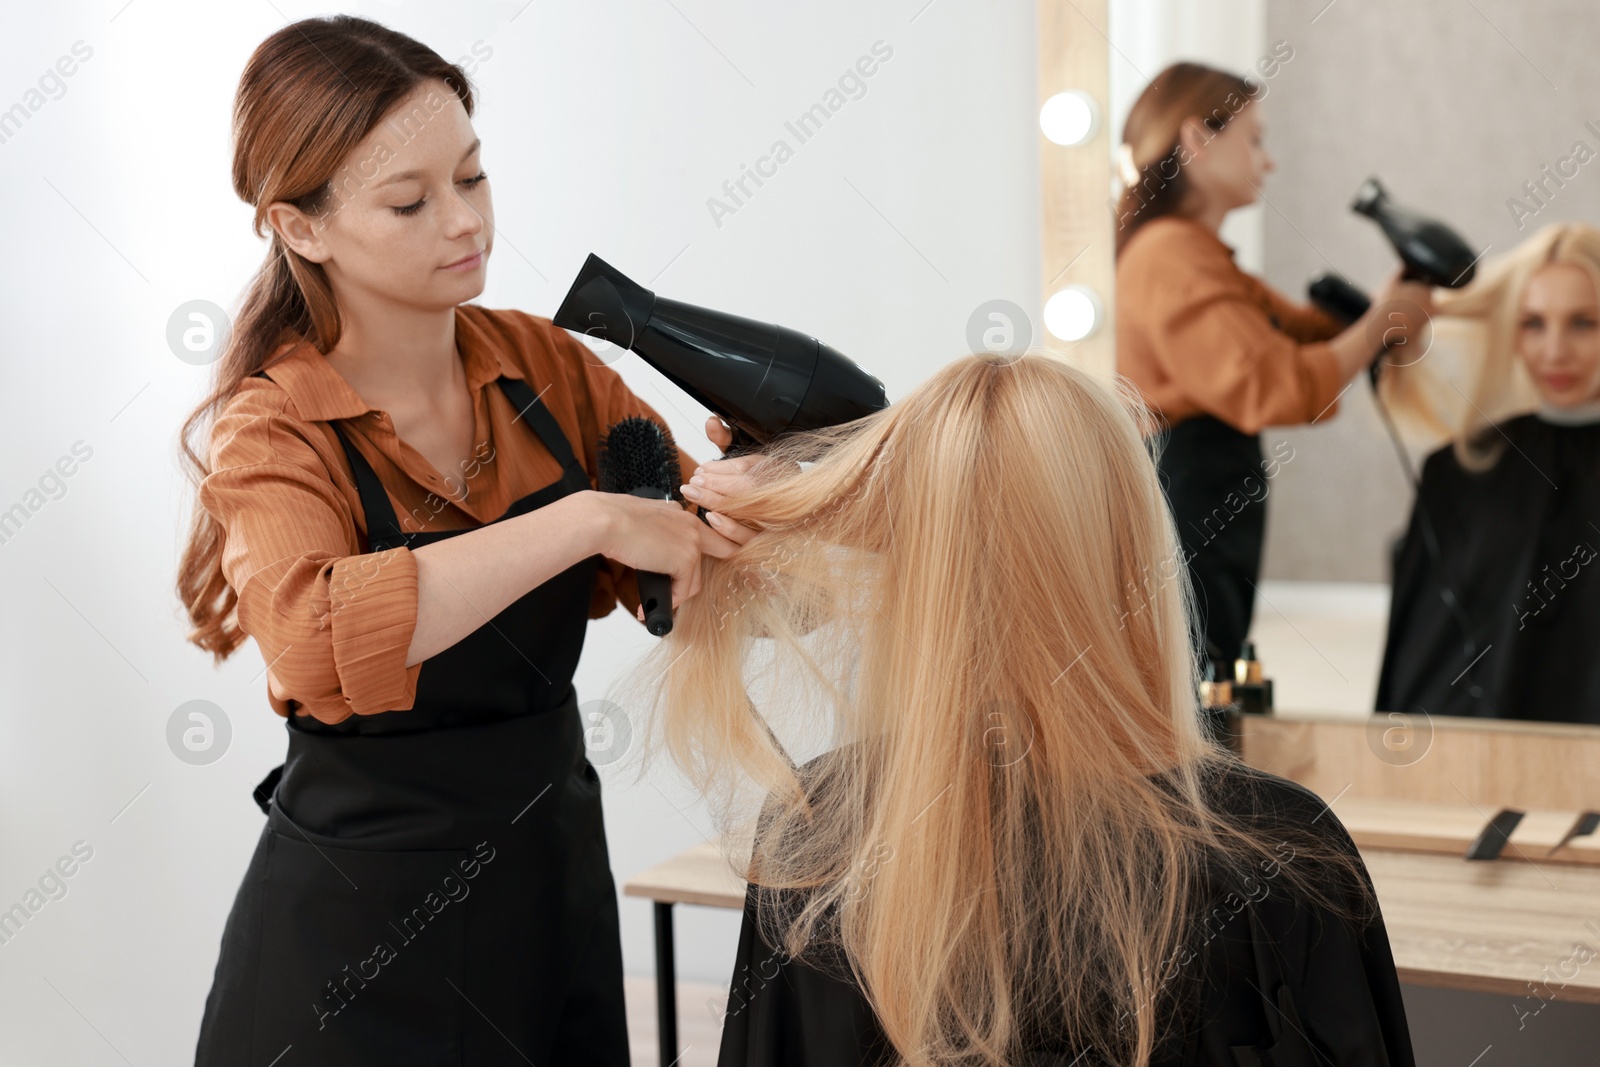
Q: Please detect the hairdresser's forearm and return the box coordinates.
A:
[404,490,609,665]
[1328,323,1381,382]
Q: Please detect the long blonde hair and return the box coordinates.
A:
[620,353,1369,1065]
[1379,222,1600,470]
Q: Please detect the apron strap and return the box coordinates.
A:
[319,374,587,552]
[495,375,588,482]
[328,421,407,551]
[244,369,587,550]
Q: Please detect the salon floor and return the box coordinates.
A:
[625,976,726,1066]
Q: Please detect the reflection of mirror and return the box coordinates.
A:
[1052,0,1600,725]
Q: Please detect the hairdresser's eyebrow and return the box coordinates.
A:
[376,138,481,187]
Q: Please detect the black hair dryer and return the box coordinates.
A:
[551,254,889,455]
[1306,177,1479,386]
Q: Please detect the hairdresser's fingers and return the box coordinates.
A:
[679,458,757,513]
[697,517,746,558]
[667,559,700,610]
[1378,267,1435,308]
[695,454,764,481]
[1398,280,1436,311]
[704,510,760,546]
[649,519,738,614]
[706,415,734,453]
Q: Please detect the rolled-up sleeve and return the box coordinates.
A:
[198,396,422,722]
[1141,238,1347,435]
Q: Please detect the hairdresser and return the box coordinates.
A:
[179,17,760,1064]
[1114,61,1433,681]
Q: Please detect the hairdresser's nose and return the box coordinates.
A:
[443,185,486,240]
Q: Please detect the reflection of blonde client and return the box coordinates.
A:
[1377,223,1600,724]
[640,354,1415,1066]
[1113,61,1432,693]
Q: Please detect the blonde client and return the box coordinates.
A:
[634,352,1415,1067]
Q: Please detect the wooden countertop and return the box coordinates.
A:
[623,837,747,911]
[1365,848,1600,1004]
[623,712,1600,1005]
[622,831,1600,1004]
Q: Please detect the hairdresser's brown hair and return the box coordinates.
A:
[620,353,1375,1066]
[176,16,474,660]
[1114,61,1260,256]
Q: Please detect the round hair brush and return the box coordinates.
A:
[597,415,682,636]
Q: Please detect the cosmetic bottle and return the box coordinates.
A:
[1231,641,1274,717]
[1199,659,1242,752]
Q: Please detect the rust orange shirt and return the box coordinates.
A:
[197,303,703,725]
[1115,214,1348,436]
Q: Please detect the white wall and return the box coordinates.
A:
[0,1,1039,1061]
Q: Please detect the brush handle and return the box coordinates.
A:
[627,487,676,636]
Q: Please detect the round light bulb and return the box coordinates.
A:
[1039,91,1100,146]
[1043,285,1103,342]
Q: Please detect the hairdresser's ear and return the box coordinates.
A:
[265,201,332,264]
[1176,115,1210,161]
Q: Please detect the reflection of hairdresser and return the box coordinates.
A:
[1113,62,1432,680]
[1377,223,1600,724]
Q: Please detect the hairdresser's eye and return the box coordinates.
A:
[460,170,489,189]
[393,197,426,217]
[1571,315,1598,331]
[1519,315,1544,333]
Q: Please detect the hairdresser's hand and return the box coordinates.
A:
[706,414,737,454]
[679,416,765,548]
[1374,267,1435,339]
[1332,267,1436,380]
[588,491,740,614]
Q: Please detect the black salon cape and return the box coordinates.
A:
[1376,413,1600,723]
[716,760,1414,1067]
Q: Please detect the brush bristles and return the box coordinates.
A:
[597,415,680,497]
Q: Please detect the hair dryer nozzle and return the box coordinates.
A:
[1350,177,1388,220]
[551,253,656,350]
[551,254,888,451]
[1351,176,1478,288]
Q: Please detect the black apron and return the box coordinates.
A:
[1152,414,1267,679]
[195,374,630,1066]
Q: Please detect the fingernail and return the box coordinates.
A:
[680,483,702,499]
[706,511,723,523]
[690,473,705,486]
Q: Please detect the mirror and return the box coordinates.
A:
[1072,1,1600,726]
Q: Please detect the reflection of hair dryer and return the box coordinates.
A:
[1354,177,1478,288]
[1310,184,1486,692]
[551,254,889,456]
[1308,177,1479,386]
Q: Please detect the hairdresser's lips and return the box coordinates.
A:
[1543,373,1580,393]
[442,249,485,271]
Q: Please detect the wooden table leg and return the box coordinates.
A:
[654,900,678,1066]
